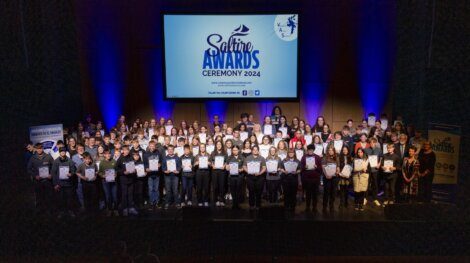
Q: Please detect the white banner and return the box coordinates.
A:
[428,123,460,185]
[29,124,64,155]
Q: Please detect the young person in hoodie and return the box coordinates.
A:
[210,140,228,207]
[143,140,161,209]
[116,145,138,216]
[52,147,76,218]
[76,152,99,215]
[225,145,245,209]
[280,148,301,212]
[195,143,212,207]
[71,143,86,211]
[180,144,195,206]
[132,151,146,211]
[265,146,282,203]
[300,144,323,213]
[98,148,118,216]
[162,145,181,210]
[27,143,54,214]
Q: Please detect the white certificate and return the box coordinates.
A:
[340,165,352,178]
[266,160,278,173]
[314,144,323,157]
[136,164,146,177]
[39,166,49,178]
[125,161,135,173]
[182,159,192,172]
[368,116,376,127]
[259,145,270,158]
[229,162,239,175]
[240,132,248,142]
[105,169,115,182]
[59,166,69,180]
[157,136,165,144]
[214,156,225,169]
[256,133,263,144]
[224,134,234,141]
[149,158,159,171]
[166,159,176,172]
[263,125,273,135]
[199,133,207,144]
[192,147,199,156]
[383,144,388,155]
[295,149,304,160]
[175,147,184,157]
[247,161,261,175]
[206,145,215,154]
[199,156,208,169]
[278,152,287,161]
[85,168,95,180]
[95,161,101,171]
[334,140,343,153]
[304,134,313,146]
[273,138,281,148]
[322,143,329,154]
[306,156,316,170]
[226,148,231,156]
[165,125,173,135]
[354,159,365,171]
[384,160,393,173]
[323,163,337,178]
[381,119,388,130]
[368,155,378,168]
[284,161,298,174]
[279,127,288,138]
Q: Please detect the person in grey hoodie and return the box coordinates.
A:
[27,143,54,214]
[52,147,76,218]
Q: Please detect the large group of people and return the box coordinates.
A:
[25,106,436,218]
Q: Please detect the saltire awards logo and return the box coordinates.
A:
[202,24,260,77]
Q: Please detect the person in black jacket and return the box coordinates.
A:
[52,147,76,218]
[162,145,181,210]
[144,141,161,210]
[225,145,245,209]
[116,145,138,216]
[180,145,195,206]
[381,143,401,206]
[27,143,54,214]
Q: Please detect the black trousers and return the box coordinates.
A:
[323,177,338,209]
[34,179,53,212]
[266,179,281,203]
[418,174,434,203]
[120,176,135,209]
[58,185,74,213]
[339,184,349,206]
[82,181,98,212]
[302,179,319,210]
[282,175,298,209]
[134,177,148,209]
[366,171,379,200]
[229,176,244,208]
[211,169,226,202]
[196,170,210,203]
[246,175,265,208]
[384,173,397,202]
[395,172,403,203]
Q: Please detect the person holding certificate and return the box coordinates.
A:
[225,145,245,209]
[381,143,401,206]
[98,148,118,216]
[51,147,76,218]
[354,133,370,157]
[132,151,147,211]
[162,145,181,210]
[338,146,353,208]
[243,145,267,210]
[277,115,291,139]
[280,148,301,211]
[300,144,323,213]
[262,116,276,138]
[210,141,228,207]
[27,143,54,214]
[116,145,138,216]
[143,141,161,210]
[352,148,370,211]
[289,129,306,149]
[195,144,211,207]
[180,145,195,207]
[76,152,99,214]
[265,147,282,203]
[364,138,383,207]
[321,146,340,212]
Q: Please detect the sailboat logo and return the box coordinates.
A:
[231,24,250,37]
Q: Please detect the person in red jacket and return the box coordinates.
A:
[289,129,306,149]
[300,144,323,214]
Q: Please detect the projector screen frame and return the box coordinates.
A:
[161,12,301,101]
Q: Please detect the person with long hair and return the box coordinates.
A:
[266,146,282,203]
[322,146,340,212]
[402,145,420,202]
[195,143,211,207]
[338,146,353,208]
[211,140,228,207]
[280,148,301,211]
[226,145,245,209]
[352,148,370,211]
[243,145,267,210]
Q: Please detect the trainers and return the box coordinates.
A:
[220,202,225,207]
[228,193,232,200]
[187,201,192,206]
[176,204,182,209]
[359,205,364,211]
[216,201,220,207]
[198,203,203,207]
[128,208,139,215]
[363,199,368,205]
[374,200,381,207]
[181,202,186,208]
[204,202,209,207]
[389,201,394,205]
[68,211,76,218]
[122,209,129,217]
[164,204,169,210]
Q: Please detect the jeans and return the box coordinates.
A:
[82,181,98,212]
[182,176,194,202]
[148,176,160,205]
[196,170,210,203]
[246,175,265,208]
[34,179,53,212]
[58,185,74,213]
[134,177,147,209]
[384,173,397,202]
[164,174,180,205]
[76,179,84,208]
[102,181,118,210]
[120,176,135,209]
